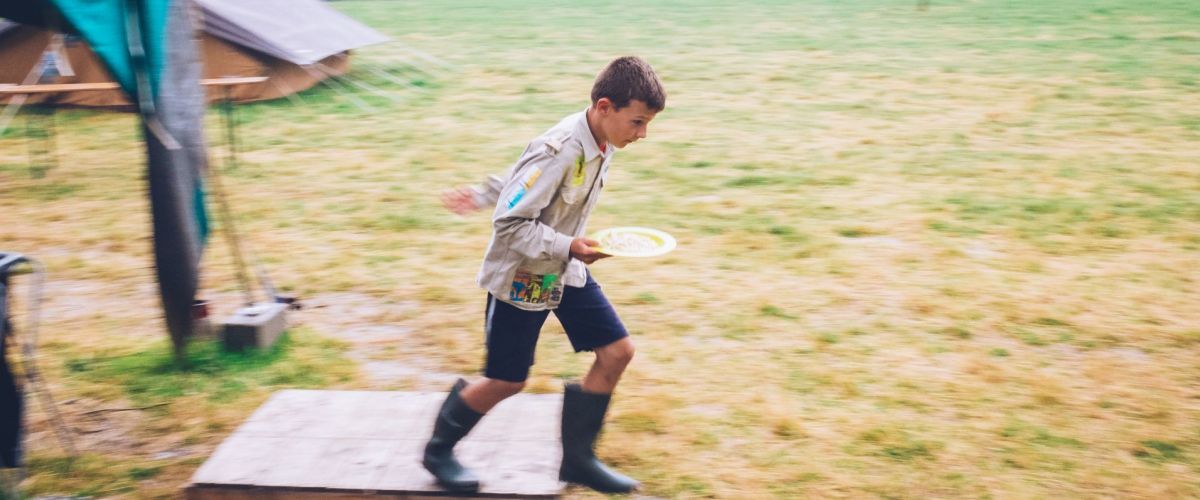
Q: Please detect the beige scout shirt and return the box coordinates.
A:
[472,109,614,311]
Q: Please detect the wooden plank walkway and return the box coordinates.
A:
[185,389,565,499]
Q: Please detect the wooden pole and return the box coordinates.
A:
[0,77,269,95]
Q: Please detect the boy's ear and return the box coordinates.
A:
[595,97,614,113]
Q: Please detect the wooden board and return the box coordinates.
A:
[0,77,268,95]
[185,389,565,499]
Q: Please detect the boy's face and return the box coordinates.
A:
[596,98,658,149]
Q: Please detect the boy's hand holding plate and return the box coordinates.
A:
[570,237,610,264]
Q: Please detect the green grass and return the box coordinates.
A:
[2,0,1199,498]
[64,329,353,405]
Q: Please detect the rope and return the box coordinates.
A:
[312,63,404,103]
[209,89,256,306]
[299,65,374,112]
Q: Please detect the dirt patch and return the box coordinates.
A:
[21,397,148,459]
[290,292,458,385]
[35,279,160,323]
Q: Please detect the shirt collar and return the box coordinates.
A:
[578,107,613,162]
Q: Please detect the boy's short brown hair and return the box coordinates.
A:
[591,56,666,112]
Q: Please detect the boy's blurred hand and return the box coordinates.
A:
[570,237,611,264]
[441,187,481,215]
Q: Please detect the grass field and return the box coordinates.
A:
[2,0,1199,497]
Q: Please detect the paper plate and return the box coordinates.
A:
[590,227,676,257]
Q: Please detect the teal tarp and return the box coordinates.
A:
[48,0,166,103]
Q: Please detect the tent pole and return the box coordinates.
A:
[223,88,238,171]
[24,105,57,179]
[0,38,51,137]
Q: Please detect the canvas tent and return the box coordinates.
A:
[0,0,389,107]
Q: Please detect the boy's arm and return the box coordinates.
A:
[473,175,505,208]
[441,174,504,215]
[491,152,574,263]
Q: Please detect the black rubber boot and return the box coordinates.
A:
[559,383,639,493]
[423,378,484,493]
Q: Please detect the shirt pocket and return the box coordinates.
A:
[560,155,591,205]
[509,269,563,305]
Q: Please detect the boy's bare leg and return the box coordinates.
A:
[581,337,635,394]
[458,336,634,406]
[459,378,525,413]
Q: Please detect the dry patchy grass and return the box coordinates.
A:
[2,0,1199,498]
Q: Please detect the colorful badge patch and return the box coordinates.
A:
[509,271,560,304]
[572,155,587,186]
[506,167,542,209]
[524,167,542,188]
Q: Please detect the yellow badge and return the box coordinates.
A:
[524,167,542,188]
[572,155,586,186]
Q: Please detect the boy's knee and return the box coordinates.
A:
[475,378,527,399]
[492,379,526,396]
[597,339,635,368]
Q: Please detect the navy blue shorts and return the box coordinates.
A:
[483,272,628,382]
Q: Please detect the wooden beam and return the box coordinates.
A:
[0,76,269,95]
[0,82,119,94]
[201,76,270,86]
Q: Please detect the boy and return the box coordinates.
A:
[425,56,666,494]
